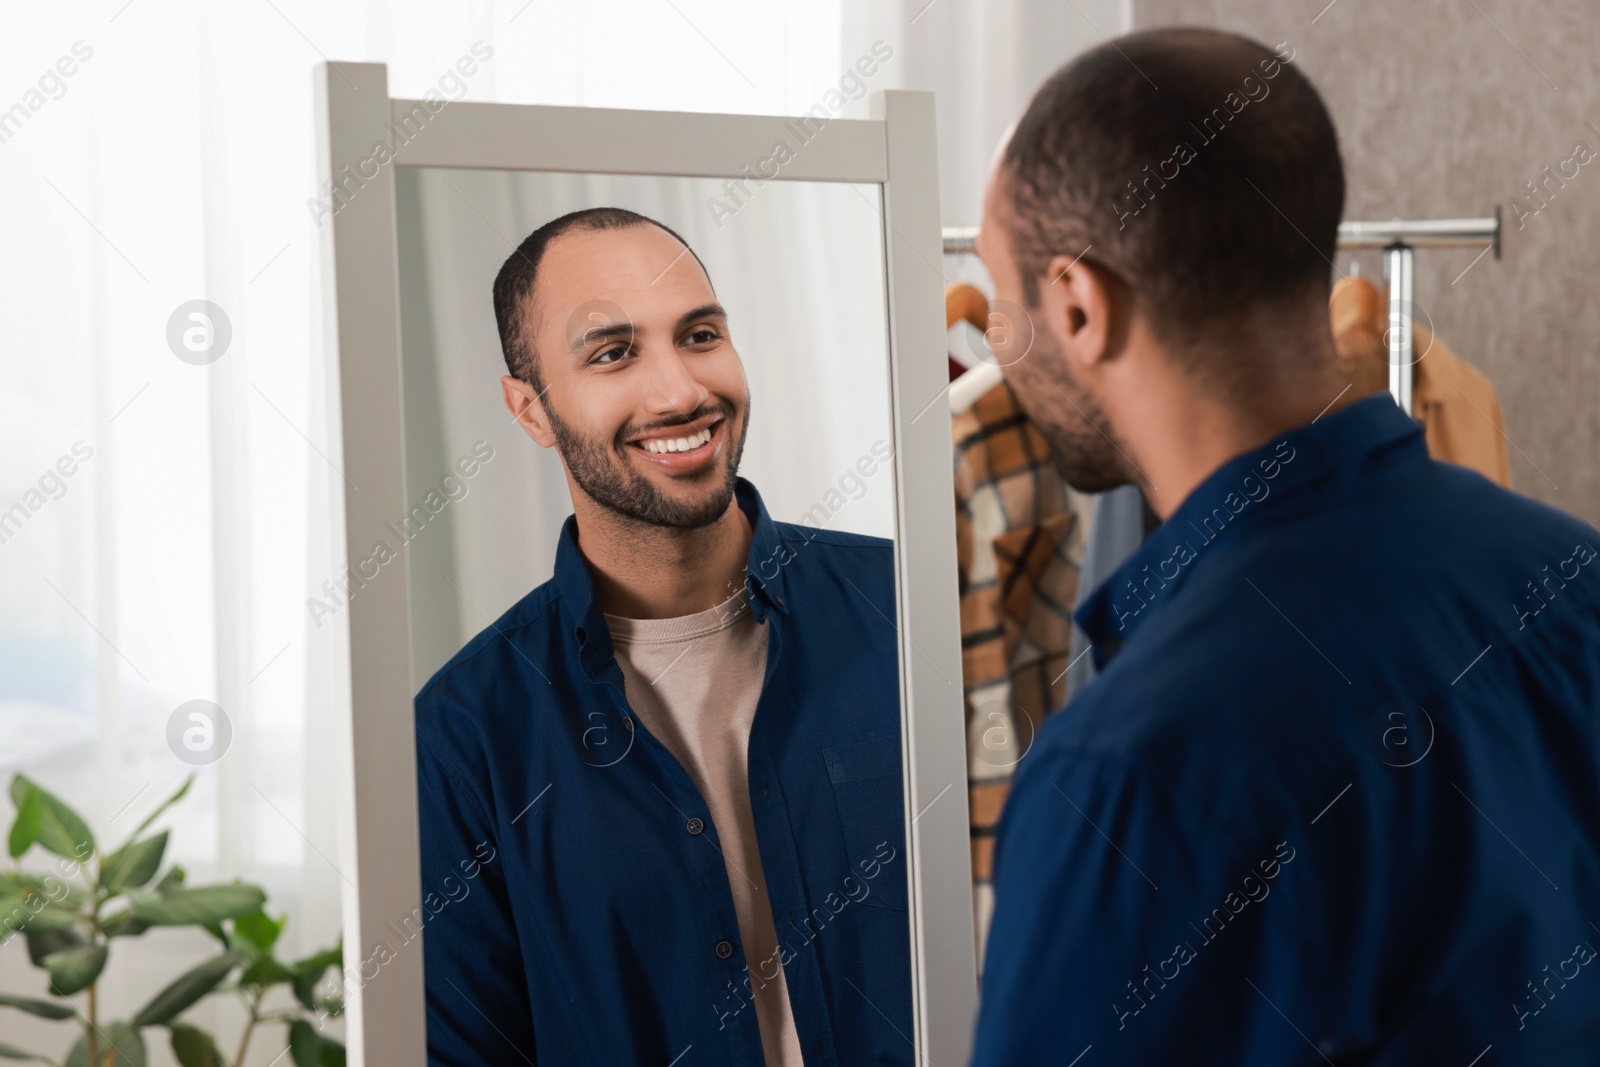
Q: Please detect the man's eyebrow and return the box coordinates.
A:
[676,303,727,330]
[568,318,633,355]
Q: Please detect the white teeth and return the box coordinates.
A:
[644,427,712,454]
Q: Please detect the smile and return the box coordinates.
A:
[625,414,727,471]
[640,427,713,454]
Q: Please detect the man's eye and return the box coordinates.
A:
[685,328,720,346]
[591,345,631,365]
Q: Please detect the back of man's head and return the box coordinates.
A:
[1002,28,1344,366]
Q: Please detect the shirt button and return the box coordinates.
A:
[687,817,705,835]
[623,715,634,730]
[715,940,734,959]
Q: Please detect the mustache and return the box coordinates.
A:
[619,400,737,441]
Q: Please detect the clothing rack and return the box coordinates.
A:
[941,209,1502,413]
[1335,211,1500,414]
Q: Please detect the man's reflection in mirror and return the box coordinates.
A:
[413,208,911,1066]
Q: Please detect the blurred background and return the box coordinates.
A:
[2,0,1595,1062]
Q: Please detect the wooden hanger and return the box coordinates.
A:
[945,283,988,332]
[946,282,1003,412]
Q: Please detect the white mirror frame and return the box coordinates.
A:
[313,62,973,1065]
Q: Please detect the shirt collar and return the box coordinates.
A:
[1074,394,1426,668]
[554,476,789,673]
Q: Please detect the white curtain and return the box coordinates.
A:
[0,2,844,1063]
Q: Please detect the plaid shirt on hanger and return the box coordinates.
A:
[951,371,1089,970]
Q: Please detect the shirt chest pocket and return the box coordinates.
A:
[823,735,909,912]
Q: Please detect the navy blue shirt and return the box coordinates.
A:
[415,478,911,1066]
[970,395,1600,1065]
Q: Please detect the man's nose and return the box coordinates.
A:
[641,344,709,417]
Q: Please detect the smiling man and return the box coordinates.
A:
[412,207,911,1067]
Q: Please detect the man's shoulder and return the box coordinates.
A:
[760,520,894,584]
[1035,461,1600,817]
[772,519,893,554]
[1409,454,1590,538]
[415,578,562,709]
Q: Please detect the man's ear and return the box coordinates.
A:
[501,374,557,448]
[1037,253,1124,371]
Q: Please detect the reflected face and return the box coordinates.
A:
[525,224,751,527]
[976,169,1131,494]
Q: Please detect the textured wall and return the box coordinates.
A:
[1134,0,1600,524]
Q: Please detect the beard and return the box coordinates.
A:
[1007,324,1132,495]
[545,394,750,529]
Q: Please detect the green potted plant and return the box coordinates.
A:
[0,774,345,1067]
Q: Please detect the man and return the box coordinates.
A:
[414,207,911,1066]
[969,28,1600,1065]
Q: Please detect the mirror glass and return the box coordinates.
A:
[391,166,910,1064]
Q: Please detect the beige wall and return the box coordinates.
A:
[1135,0,1600,524]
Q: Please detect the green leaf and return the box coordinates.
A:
[123,777,193,847]
[0,992,76,1019]
[101,832,168,893]
[43,942,108,996]
[291,972,320,1011]
[320,1037,346,1066]
[26,924,85,966]
[14,871,91,908]
[132,884,266,927]
[0,1039,44,1061]
[65,1022,146,1067]
[0,894,81,936]
[289,1020,322,1067]
[11,775,94,863]
[290,940,343,1010]
[7,789,42,859]
[238,954,296,988]
[0,894,34,936]
[291,941,343,974]
[120,888,163,911]
[101,907,153,940]
[169,1024,226,1067]
[154,866,186,895]
[231,909,284,952]
[130,951,241,1028]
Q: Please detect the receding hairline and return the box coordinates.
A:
[517,218,715,358]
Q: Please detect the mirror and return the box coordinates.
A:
[391,167,911,1064]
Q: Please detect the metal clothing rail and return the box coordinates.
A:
[1335,210,1500,414]
[940,208,1501,413]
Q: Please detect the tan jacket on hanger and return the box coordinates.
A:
[1329,276,1512,487]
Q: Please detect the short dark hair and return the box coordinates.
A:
[492,207,710,389]
[1002,28,1344,357]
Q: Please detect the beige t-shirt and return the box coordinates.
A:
[604,586,804,1066]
